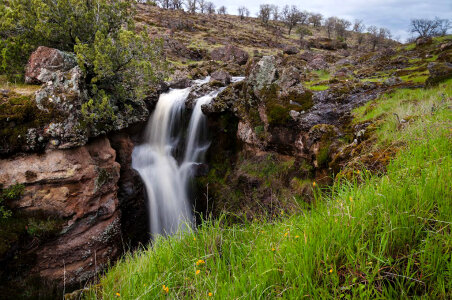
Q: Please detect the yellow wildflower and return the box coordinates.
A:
[357,170,360,174]
[313,181,316,187]
[349,197,353,202]
[193,237,196,241]
[162,285,169,294]
[295,235,299,238]
[329,269,333,273]
[271,247,276,251]
[116,292,120,297]
[196,269,201,275]
[284,232,289,237]
[196,259,205,266]
[208,292,213,296]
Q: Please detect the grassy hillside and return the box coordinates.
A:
[83,79,451,299]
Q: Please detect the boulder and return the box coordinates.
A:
[426,62,452,86]
[309,56,329,70]
[248,56,278,93]
[309,37,347,50]
[416,37,433,47]
[283,45,299,55]
[210,69,231,86]
[25,46,77,84]
[211,45,249,65]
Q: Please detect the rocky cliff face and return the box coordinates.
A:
[0,47,149,295]
[0,137,121,287]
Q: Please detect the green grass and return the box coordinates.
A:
[85,82,451,299]
[308,85,329,91]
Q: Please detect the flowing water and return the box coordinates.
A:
[132,77,241,237]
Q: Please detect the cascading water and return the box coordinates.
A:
[132,77,241,237]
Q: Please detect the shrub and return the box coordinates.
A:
[0,184,25,219]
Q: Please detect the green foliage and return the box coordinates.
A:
[0,0,132,79]
[0,184,24,219]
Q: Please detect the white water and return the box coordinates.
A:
[132,77,236,237]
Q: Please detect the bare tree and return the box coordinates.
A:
[299,10,309,25]
[205,2,215,14]
[353,19,365,47]
[258,4,272,26]
[367,26,390,50]
[410,18,451,38]
[297,26,311,45]
[198,0,206,13]
[325,17,337,39]
[335,18,351,41]
[282,5,301,35]
[238,6,249,20]
[308,13,323,27]
[185,0,197,14]
[217,5,227,15]
[171,0,183,10]
[157,0,171,9]
[271,5,279,21]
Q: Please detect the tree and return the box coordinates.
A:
[238,6,249,20]
[0,0,132,80]
[258,4,272,26]
[185,0,197,14]
[0,0,167,129]
[205,2,215,14]
[353,19,365,47]
[325,17,337,39]
[335,18,351,41]
[198,0,206,13]
[271,5,279,21]
[367,26,390,50]
[217,5,227,15]
[308,13,323,27]
[297,26,311,45]
[299,10,309,25]
[171,0,183,10]
[410,18,451,38]
[282,5,301,35]
[157,0,171,9]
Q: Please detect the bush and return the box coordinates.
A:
[1,0,168,131]
[0,184,25,219]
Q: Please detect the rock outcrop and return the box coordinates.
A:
[0,137,121,287]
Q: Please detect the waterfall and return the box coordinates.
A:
[132,77,240,237]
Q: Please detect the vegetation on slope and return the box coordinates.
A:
[84,79,451,299]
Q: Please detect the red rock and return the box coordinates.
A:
[0,137,121,287]
[25,46,77,84]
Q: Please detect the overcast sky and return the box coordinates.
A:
[210,0,452,42]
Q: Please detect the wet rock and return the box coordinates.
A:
[0,137,121,287]
[25,46,77,84]
[426,62,452,86]
[210,70,231,86]
[211,45,249,65]
[169,77,191,89]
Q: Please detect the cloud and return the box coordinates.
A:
[210,0,452,41]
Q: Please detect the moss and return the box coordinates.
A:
[260,83,313,126]
[0,92,61,154]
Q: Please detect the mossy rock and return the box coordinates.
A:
[0,92,61,155]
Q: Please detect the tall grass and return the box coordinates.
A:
[86,81,452,299]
